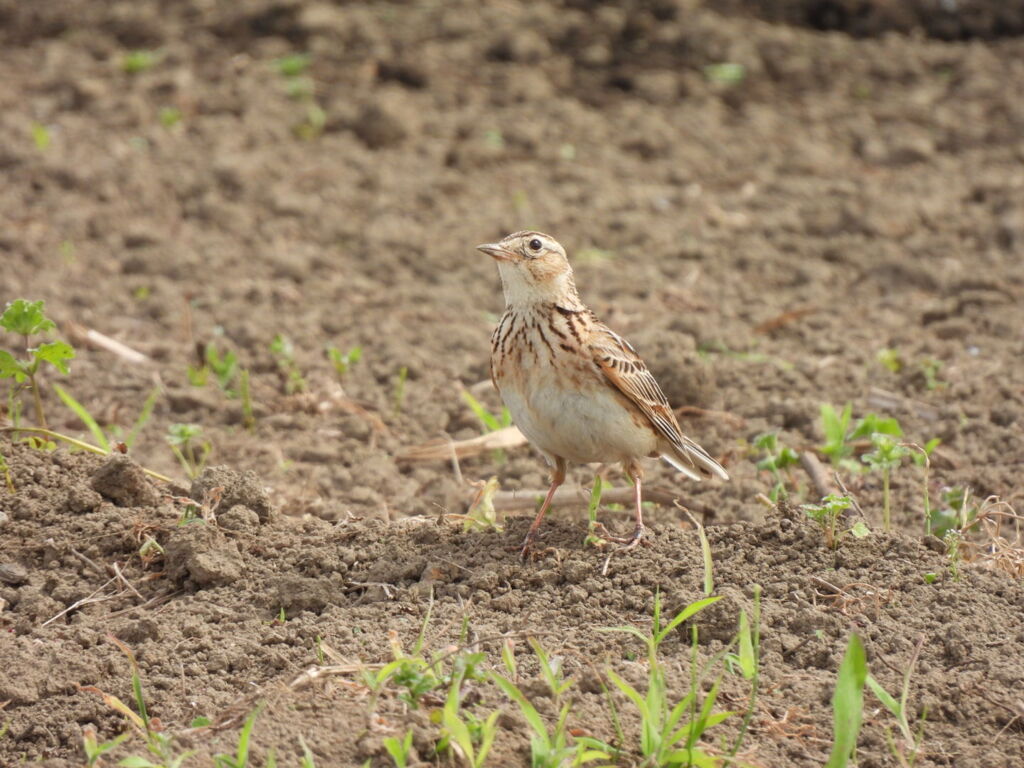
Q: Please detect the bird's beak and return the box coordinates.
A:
[476,242,515,262]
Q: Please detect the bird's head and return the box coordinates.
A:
[476,231,580,307]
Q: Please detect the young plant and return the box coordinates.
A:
[820,403,854,468]
[326,344,361,379]
[728,585,762,759]
[82,725,130,767]
[0,299,75,428]
[166,423,212,479]
[801,494,869,550]
[463,476,503,532]
[753,431,800,502]
[382,730,414,768]
[866,637,926,766]
[583,476,607,548]
[438,679,499,768]
[600,594,731,767]
[820,403,902,473]
[82,635,194,767]
[461,389,512,433]
[825,633,868,768]
[862,433,910,532]
[393,366,408,415]
[270,334,307,394]
[53,384,160,453]
[213,704,264,768]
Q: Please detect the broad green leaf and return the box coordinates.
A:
[0,350,27,382]
[1,299,55,336]
[824,633,867,768]
[33,341,75,374]
[119,757,161,768]
[850,521,871,538]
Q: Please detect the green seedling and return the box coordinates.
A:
[269,334,307,394]
[393,366,408,415]
[866,637,927,766]
[877,347,902,373]
[293,103,326,141]
[31,122,52,150]
[704,62,746,85]
[600,593,731,767]
[820,403,854,467]
[82,724,130,766]
[166,423,211,479]
[274,53,311,77]
[820,403,902,472]
[382,729,414,768]
[159,107,182,128]
[298,736,317,768]
[863,433,910,532]
[584,476,607,548]
[53,384,160,454]
[238,369,256,430]
[920,358,944,390]
[213,704,264,768]
[0,451,12,492]
[728,585,762,759]
[825,633,868,768]
[1,299,75,428]
[438,681,499,768]
[754,431,800,502]
[205,342,240,396]
[82,635,194,767]
[122,50,161,73]
[491,674,609,768]
[483,129,504,150]
[802,494,869,550]
[930,485,976,540]
[461,389,511,433]
[326,344,362,379]
[464,476,503,532]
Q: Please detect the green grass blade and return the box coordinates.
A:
[865,674,900,717]
[491,673,550,750]
[658,596,722,642]
[125,387,160,449]
[737,609,755,680]
[825,634,867,768]
[53,384,109,452]
[460,389,501,431]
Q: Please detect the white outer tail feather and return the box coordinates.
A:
[660,445,730,482]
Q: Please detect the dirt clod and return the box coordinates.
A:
[163,525,244,588]
[89,455,161,507]
[189,466,272,522]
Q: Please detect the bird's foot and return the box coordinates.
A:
[518,532,539,561]
[595,522,650,550]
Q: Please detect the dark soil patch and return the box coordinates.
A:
[1,0,1023,765]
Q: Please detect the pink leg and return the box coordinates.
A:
[520,457,566,559]
[599,461,648,549]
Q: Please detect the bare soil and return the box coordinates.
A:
[1,0,1023,766]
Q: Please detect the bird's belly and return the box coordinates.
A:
[500,376,657,465]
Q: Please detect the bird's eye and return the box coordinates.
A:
[529,238,542,252]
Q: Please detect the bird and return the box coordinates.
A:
[477,230,729,558]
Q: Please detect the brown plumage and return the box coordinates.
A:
[477,231,728,557]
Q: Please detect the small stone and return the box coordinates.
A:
[0,562,29,585]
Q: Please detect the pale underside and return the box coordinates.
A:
[491,303,728,482]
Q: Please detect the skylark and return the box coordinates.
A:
[477,231,729,558]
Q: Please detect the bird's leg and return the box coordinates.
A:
[598,461,649,549]
[520,457,566,559]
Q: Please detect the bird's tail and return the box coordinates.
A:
[660,439,729,482]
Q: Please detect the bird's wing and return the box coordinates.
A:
[589,325,728,480]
